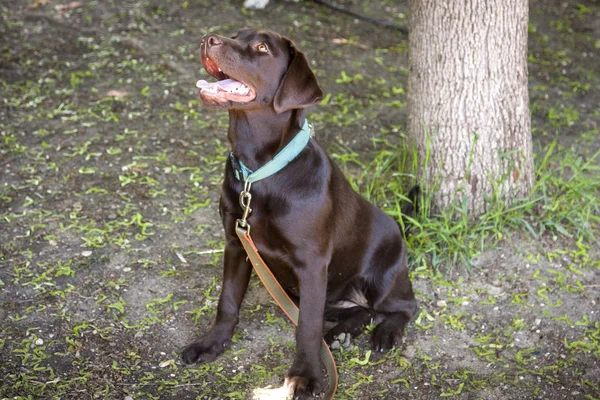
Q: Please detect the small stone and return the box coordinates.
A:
[330,340,341,350]
[123,267,132,272]
[108,213,117,220]
[436,300,447,308]
[82,250,92,257]
[125,396,134,400]
[35,338,44,346]
[159,359,174,368]
[336,333,346,342]
[342,334,351,348]
[134,331,144,339]
[243,0,269,9]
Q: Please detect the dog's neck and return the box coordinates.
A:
[227,108,306,172]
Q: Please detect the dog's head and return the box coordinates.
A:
[198,29,323,113]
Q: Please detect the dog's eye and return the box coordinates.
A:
[257,43,269,53]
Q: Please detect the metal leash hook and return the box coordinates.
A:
[237,179,252,233]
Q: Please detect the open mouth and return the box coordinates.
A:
[197,54,256,103]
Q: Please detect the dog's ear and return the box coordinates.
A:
[273,40,323,114]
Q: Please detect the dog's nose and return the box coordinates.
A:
[204,34,222,48]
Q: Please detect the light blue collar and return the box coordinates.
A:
[230,119,311,183]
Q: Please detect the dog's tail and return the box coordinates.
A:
[399,185,420,236]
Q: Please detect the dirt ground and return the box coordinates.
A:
[1,0,599,399]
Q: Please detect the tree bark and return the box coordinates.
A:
[408,0,534,215]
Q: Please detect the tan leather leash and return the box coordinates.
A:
[235,180,338,399]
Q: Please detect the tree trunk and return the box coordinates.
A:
[408,0,534,215]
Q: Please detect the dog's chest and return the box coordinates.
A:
[252,228,298,290]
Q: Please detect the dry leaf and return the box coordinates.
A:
[106,90,129,98]
[332,38,349,45]
[332,37,368,50]
[175,252,188,264]
[56,1,83,13]
[29,0,50,9]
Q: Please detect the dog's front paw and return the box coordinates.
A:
[285,361,323,400]
[284,374,323,399]
[181,337,230,365]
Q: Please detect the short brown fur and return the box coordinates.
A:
[182,29,417,399]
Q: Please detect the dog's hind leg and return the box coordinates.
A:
[369,265,417,352]
[323,306,373,345]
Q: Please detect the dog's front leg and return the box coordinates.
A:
[285,263,328,398]
[182,243,251,364]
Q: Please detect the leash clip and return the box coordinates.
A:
[237,179,252,233]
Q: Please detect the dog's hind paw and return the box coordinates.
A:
[371,318,408,353]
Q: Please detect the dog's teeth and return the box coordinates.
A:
[218,68,222,72]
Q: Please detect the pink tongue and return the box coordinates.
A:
[196,78,244,92]
[218,79,244,91]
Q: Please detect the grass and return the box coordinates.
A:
[335,137,600,271]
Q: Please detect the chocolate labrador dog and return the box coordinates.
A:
[182,29,417,398]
